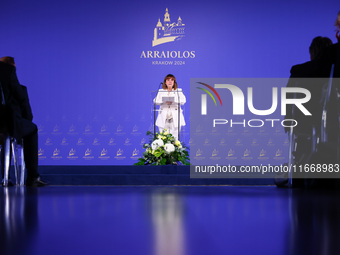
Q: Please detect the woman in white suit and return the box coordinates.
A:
[154,74,186,140]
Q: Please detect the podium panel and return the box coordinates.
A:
[151,89,186,141]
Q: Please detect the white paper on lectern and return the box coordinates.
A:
[162,96,174,102]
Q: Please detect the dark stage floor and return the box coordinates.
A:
[1,185,340,255]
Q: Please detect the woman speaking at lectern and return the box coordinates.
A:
[154,74,186,140]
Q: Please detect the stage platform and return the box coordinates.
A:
[37,165,275,185]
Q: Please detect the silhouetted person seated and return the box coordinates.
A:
[277,37,340,188]
[0,56,46,187]
[286,37,334,161]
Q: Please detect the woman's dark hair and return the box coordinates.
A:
[162,74,178,90]
[309,36,333,61]
[0,56,15,66]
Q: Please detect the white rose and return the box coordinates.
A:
[151,139,164,150]
[164,143,175,154]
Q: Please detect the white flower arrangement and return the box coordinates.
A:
[134,129,190,165]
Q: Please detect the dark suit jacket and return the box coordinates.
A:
[18,85,33,121]
[0,62,28,140]
[334,42,340,78]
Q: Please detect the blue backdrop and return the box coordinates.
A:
[1,0,338,165]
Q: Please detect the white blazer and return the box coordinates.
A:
[154,88,186,128]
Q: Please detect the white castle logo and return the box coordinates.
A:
[152,8,185,47]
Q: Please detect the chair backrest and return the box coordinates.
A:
[0,81,12,133]
[0,81,5,105]
[320,64,335,143]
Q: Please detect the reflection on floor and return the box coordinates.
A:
[1,186,340,255]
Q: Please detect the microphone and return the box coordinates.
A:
[176,89,180,140]
[154,82,163,137]
[154,82,163,101]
